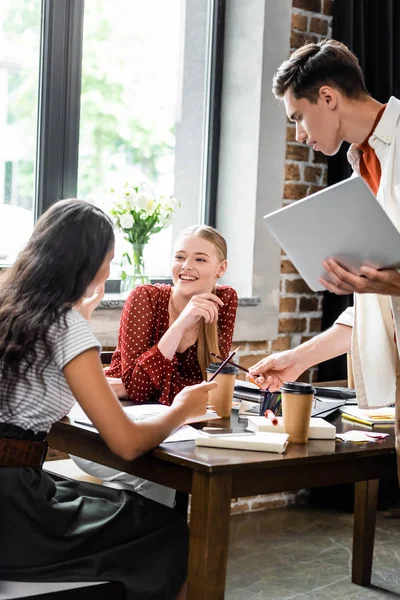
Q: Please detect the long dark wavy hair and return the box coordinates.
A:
[0,199,115,406]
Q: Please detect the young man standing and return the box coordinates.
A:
[249,39,400,478]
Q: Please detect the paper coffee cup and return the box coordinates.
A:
[206,362,238,418]
[280,381,315,444]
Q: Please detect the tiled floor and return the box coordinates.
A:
[226,505,400,599]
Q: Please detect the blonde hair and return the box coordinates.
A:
[176,225,227,379]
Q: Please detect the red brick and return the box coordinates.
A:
[284,183,308,200]
[285,163,300,181]
[286,144,309,161]
[278,317,307,333]
[247,341,269,351]
[293,0,322,12]
[299,297,319,311]
[240,354,263,371]
[291,30,309,49]
[280,297,297,312]
[301,335,314,344]
[232,341,246,347]
[292,13,308,31]
[286,126,297,142]
[285,278,313,294]
[309,17,328,35]
[271,336,291,351]
[323,0,334,16]
[304,166,322,183]
[281,260,299,274]
[323,169,328,184]
[309,317,322,332]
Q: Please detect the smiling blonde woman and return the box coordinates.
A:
[106,224,238,405]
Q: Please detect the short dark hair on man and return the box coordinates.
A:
[272,39,369,102]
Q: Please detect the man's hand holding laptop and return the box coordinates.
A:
[320,258,400,296]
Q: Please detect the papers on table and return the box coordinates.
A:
[336,430,389,442]
[67,402,218,443]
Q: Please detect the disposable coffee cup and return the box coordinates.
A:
[280,381,315,444]
[206,362,239,418]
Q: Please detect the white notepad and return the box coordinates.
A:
[264,176,400,292]
[195,432,289,453]
[246,416,336,439]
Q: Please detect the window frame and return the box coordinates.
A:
[35,0,84,218]
[34,0,225,252]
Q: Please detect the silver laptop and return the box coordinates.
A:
[264,176,400,291]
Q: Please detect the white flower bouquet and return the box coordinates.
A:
[109,183,179,290]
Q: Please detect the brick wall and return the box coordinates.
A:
[236,0,333,389]
[230,0,333,514]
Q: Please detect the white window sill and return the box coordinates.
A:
[98,293,261,310]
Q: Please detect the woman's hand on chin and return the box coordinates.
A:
[175,292,224,329]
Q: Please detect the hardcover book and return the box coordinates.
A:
[246,416,336,439]
[195,431,289,453]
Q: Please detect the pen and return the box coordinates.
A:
[74,420,97,429]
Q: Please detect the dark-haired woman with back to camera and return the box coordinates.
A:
[0,199,216,599]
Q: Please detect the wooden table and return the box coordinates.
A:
[48,413,397,600]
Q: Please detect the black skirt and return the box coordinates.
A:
[0,424,188,600]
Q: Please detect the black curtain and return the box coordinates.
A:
[318,0,400,381]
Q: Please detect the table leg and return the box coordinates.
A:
[352,479,379,586]
[187,471,232,600]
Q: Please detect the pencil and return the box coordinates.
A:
[207,349,238,382]
[210,352,249,374]
[341,415,373,427]
[209,351,262,388]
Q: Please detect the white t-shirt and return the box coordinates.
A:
[0,309,101,433]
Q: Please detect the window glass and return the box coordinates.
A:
[78,0,184,277]
[0,0,40,264]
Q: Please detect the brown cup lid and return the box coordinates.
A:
[280,381,315,395]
